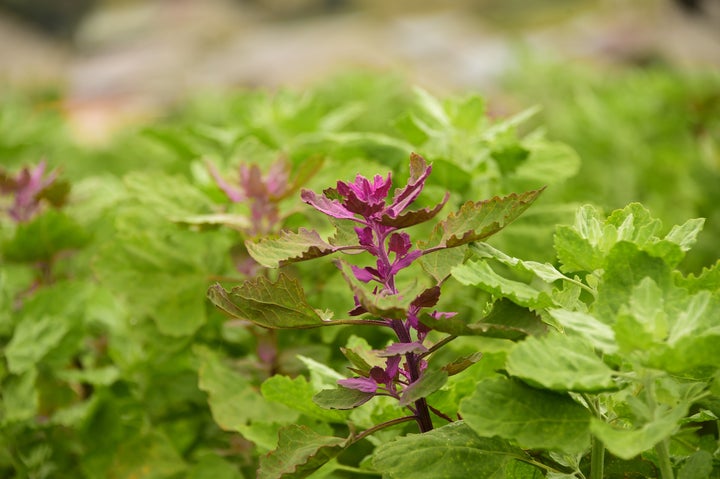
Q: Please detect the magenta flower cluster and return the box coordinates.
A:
[300,154,455,407]
[0,161,59,223]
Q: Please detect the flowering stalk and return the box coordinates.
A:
[0,160,64,223]
[301,153,453,431]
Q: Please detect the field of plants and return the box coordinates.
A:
[1,64,719,478]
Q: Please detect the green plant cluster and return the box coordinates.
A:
[0,67,718,479]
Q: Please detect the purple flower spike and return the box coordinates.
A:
[1,161,59,223]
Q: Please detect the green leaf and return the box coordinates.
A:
[398,369,448,407]
[246,229,338,268]
[677,450,714,479]
[188,454,244,479]
[590,401,690,460]
[208,274,327,329]
[196,346,296,433]
[372,421,538,479]
[452,260,554,309]
[513,141,580,185]
[106,431,187,479]
[3,210,90,262]
[664,218,705,252]
[675,260,720,293]
[460,377,591,454]
[547,309,617,354]
[470,242,569,283]
[442,352,484,376]
[1,368,38,423]
[261,375,347,423]
[506,333,616,392]
[5,315,69,374]
[419,244,467,283]
[312,387,374,410]
[257,425,346,479]
[554,225,603,273]
[420,298,546,339]
[422,188,545,249]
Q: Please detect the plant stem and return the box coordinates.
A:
[590,436,605,479]
[351,415,416,444]
[655,439,675,479]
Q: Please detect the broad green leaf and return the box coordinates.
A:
[312,387,374,410]
[590,401,690,460]
[420,298,546,339]
[372,421,538,479]
[470,242,569,283]
[261,375,347,423]
[246,229,338,268]
[554,225,603,273]
[296,355,344,390]
[460,377,591,454]
[3,210,90,262]
[452,260,554,309]
[442,352,484,376]
[188,454,244,479]
[506,333,616,392]
[547,309,617,354]
[398,369,448,407]
[677,450,714,479]
[419,244,467,283]
[208,274,327,329]
[257,425,346,479]
[5,315,69,374]
[422,188,545,249]
[513,141,581,185]
[2,368,38,423]
[106,431,187,479]
[196,347,296,433]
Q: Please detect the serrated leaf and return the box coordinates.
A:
[246,229,339,268]
[312,387,374,410]
[452,260,554,309]
[5,315,69,374]
[418,244,467,283]
[257,425,346,479]
[422,188,545,249]
[208,274,327,329]
[675,260,720,293]
[554,225,603,273]
[334,259,409,320]
[664,218,705,251]
[372,421,537,479]
[460,377,591,454]
[507,333,616,392]
[378,193,449,229]
[590,401,690,460]
[398,369,448,407]
[677,450,714,479]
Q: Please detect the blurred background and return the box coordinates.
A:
[1,0,719,141]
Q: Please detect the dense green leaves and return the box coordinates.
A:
[460,377,592,454]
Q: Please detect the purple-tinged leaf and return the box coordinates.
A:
[410,286,441,309]
[313,387,375,410]
[257,425,346,479]
[388,232,412,256]
[207,275,327,329]
[246,228,338,268]
[335,260,408,320]
[386,153,432,217]
[300,189,358,221]
[420,187,545,249]
[207,161,245,202]
[398,369,448,407]
[379,193,449,229]
[350,265,376,283]
[378,342,428,357]
[336,377,378,393]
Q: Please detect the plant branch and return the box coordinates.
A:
[420,335,457,359]
[350,416,416,444]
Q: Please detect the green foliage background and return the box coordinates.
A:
[0,64,718,478]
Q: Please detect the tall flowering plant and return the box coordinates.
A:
[208,153,544,475]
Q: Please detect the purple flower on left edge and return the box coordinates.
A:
[0,161,60,223]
